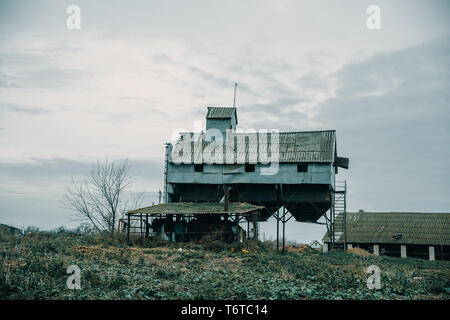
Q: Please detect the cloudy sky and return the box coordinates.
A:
[0,0,449,242]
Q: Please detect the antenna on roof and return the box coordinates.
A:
[233,82,238,107]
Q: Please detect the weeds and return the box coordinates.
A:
[0,230,449,300]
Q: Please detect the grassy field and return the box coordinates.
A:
[1,231,449,300]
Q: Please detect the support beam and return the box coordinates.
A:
[282,207,286,252]
[323,243,328,253]
[235,214,240,242]
[247,221,249,240]
[276,210,279,251]
[145,214,149,238]
[429,246,435,261]
[400,245,407,258]
[253,213,258,239]
[127,214,130,243]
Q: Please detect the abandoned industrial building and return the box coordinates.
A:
[125,106,349,246]
[323,211,450,261]
[124,105,449,261]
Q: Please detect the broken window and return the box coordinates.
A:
[297,163,308,172]
[194,164,204,172]
[245,163,255,172]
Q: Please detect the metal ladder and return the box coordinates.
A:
[330,180,347,249]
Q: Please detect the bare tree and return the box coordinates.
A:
[63,159,140,236]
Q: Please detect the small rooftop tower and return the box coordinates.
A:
[205,106,237,139]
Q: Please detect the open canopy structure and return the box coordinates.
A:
[128,202,263,216]
[125,202,263,243]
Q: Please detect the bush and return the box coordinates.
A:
[198,232,229,252]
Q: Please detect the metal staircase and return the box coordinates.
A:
[329,180,347,250]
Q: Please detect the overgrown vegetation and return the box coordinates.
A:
[1,230,449,300]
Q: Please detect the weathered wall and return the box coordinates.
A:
[167,163,334,185]
[206,117,236,137]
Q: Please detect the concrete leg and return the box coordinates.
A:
[323,243,328,253]
[429,246,435,261]
[373,244,379,256]
[401,245,407,258]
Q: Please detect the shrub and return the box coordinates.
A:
[198,232,229,252]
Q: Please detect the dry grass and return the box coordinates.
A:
[1,232,449,300]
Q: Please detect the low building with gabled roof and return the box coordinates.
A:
[323,211,450,260]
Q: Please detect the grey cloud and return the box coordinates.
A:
[18,68,89,89]
[0,71,22,88]
[0,103,49,115]
[152,53,255,95]
[0,158,163,182]
[0,66,89,89]
[240,96,308,122]
[332,40,450,99]
[0,48,90,89]
[313,38,450,212]
[299,72,329,91]
[188,65,237,90]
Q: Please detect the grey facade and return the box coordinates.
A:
[164,106,349,223]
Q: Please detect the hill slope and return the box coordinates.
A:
[1,233,449,300]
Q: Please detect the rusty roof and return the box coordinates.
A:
[171,130,336,164]
[323,212,450,246]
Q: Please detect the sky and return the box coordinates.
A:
[0,0,449,243]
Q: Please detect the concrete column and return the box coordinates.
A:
[373,244,379,256]
[429,246,435,261]
[347,243,353,249]
[401,245,407,258]
[323,243,328,253]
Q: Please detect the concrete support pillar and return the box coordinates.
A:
[323,243,329,253]
[347,243,353,249]
[429,246,435,261]
[401,245,407,258]
[373,244,379,256]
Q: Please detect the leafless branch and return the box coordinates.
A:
[63,159,138,236]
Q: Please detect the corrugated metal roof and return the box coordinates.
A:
[128,202,263,215]
[206,107,237,119]
[171,130,336,164]
[323,212,450,246]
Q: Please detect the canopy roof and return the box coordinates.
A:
[127,202,263,216]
